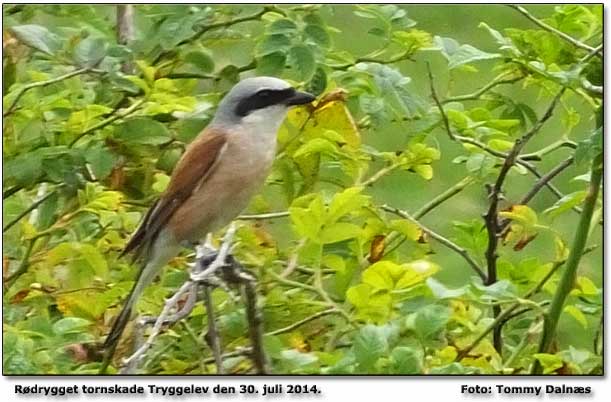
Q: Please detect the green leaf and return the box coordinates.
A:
[564,305,588,328]
[390,346,422,374]
[280,349,318,367]
[320,222,362,244]
[294,138,339,158]
[52,317,91,336]
[426,278,467,299]
[74,36,108,67]
[268,19,298,34]
[256,51,287,76]
[85,145,116,180]
[434,36,501,69]
[10,24,60,55]
[152,172,170,193]
[115,117,172,145]
[430,362,480,374]
[257,34,292,56]
[544,191,587,219]
[327,187,368,223]
[307,67,328,96]
[412,304,450,341]
[304,24,330,47]
[533,353,563,374]
[352,325,388,370]
[288,45,316,81]
[472,279,517,301]
[184,50,215,73]
[574,127,602,166]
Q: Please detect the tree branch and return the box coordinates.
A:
[442,74,524,104]
[3,189,57,233]
[381,204,486,281]
[69,98,145,147]
[4,67,92,117]
[116,5,135,74]
[266,308,338,336]
[456,256,566,361]
[508,5,602,58]
[238,211,290,220]
[414,176,475,219]
[481,89,564,354]
[519,157,574,206]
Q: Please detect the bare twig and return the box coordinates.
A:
[359,162,402,187]
[238,211,290,220]
[414,176,475,219]
[482,89,564,354]
[381,205,486,281]
[508,5,602,58]
[266,308,338,336]
[380,176,476,258]
[442,74,524,104]
[519,158,574,206]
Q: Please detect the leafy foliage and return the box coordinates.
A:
[2,4,602,375]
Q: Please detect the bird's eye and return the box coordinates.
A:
[258,90,272,98]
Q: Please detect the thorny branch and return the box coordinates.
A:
[482,89,564,354]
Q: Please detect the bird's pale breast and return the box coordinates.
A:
[168,128,277,243]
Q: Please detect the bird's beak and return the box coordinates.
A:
[286,90,316,106]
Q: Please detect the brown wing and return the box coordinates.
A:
[122,128,228,262]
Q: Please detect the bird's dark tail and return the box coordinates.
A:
[99,266,146,374]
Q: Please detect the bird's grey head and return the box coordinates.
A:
[212,77,315,127]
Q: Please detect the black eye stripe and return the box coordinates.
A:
[235,88,295,117]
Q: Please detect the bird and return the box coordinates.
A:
[101,76,315,370]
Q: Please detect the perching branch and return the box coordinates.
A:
[382,205,486,281]
[202,285,224,374]
[508,5,602,59]
[532,153,602,374]
[119,225,238,373]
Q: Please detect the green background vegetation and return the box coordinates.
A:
[2,4,602,374]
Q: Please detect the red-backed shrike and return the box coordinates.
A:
[103,77,315,362]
